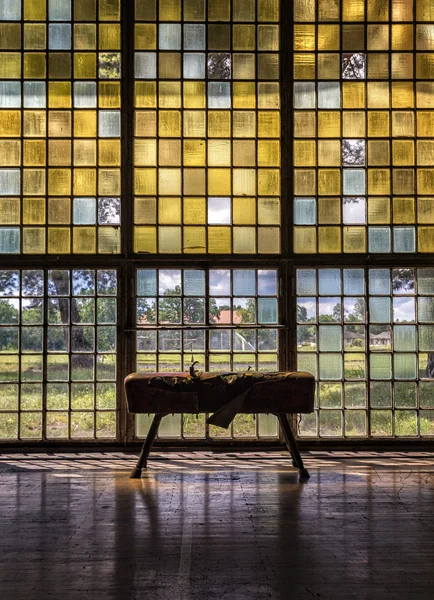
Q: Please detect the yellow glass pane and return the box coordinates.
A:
[23,228,45,254]
[367,83,390,109]
[135,81,157,108]
[232,25,255,51]
[233,111,256,138]
[257,25,279,50]
[158,140,181,166]
[233,197,256,224]
[158,226,181,253]
[258,112,280,138]
[99,169,120,196]
[318,112,340,138]
[183,140,206,166]
[367,112,390,137]
[317,54,340,79]
[367,0,389,21]
[418,141,434,166]
[100,0,120,20]
[183,82,206,109]
[342,25,365,51]
[418,198,434,224]
[24,111,46,137]
[183,168,205,195]
[416,54,434,79]
[48,141,71,166]
[183,111,206,137]
[258,197,279,224]
[318,140,341,167]
[158,168,181,195]
[392,0,413,21]
[318,170,341,196]
[99,24,121,50]
[233,169,256,196]
[294,169,316,196]
[368,141,390,166]
[0,24,21,49]
[368,169,391,195]
[393,112,414,137]
[294,25,315,51]
[99,140,121,166]
[367,25,389,51]
[184,0,205,21]
[419,227,434,252]
[73,228,97,254]
[343,0,364,20]
[208,111,231,138]
[23,169,45,196]
[74,140,97,166]
[294,54,315,80]
[294,227,316,254]
[158,111,181,137]
[98,227,120,254]
[318,0,339,21]
[135,24,156,49]
[392,140,415,166]
[74,24,97,50]
[318,198,340,224]
[368,197,390,224]
[343,227,366,253]
[208,169,231,195]
[0,141,21,166]
[318,25,340,51]
[74,54,96,79]
[294,0,315,21]
[258,227,280,253]
[75,0,96,20]
[393,197,415,224]
[258,169,280,196]
[183,227,206,253]
[184,197,206,224]
[294,140,316,166]
[159,53,181,79]
[159,197,181,224]
[391,53,413,79]
[134,139,157,166]
[73,169,97,196]
[318,227,341,253]
[99,82,121,108]
[294,112,316,138]
[233,227,256,253]
[208,227,231,253]
[343,112,366,138]
[393,168,414,195]
[48,169,71,196]
[159,0,181,20]
[0,198,20,225]
[208,140,231,166]
[0,53,20,78]
[367,54,389,79]
[24,0,46,20]
[135,112,156,138]
[135,197,156,224]
[74,111,97,138]
[24,53,46,79]
[417,169,434,195]
[392,82,414,109]
[159,82,181,109]
[392,24,413,51]
[417,0,434,20]
[258,140,280,167]
[24,24,46,50]
[48,82,72,110]
[48,228,71,254]
[48,199,70,225]
[417,25,434,51]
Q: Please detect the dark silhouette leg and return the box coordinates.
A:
[277,414,310,479]
[130,414,164,478]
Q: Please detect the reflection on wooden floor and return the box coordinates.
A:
[0,452,433,600]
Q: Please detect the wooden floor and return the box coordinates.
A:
[0,451,433,600]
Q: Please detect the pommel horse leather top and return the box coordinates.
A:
[125,369,315,480]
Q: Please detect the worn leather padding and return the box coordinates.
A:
[124,371,315,415]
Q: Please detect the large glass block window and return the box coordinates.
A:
[296,268,434,438]
[135,267,280,438]
[293,0,434,254]
[0,0,121,254]
[133,0,281,254]
[0,268,118,440]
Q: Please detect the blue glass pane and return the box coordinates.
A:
[73,198,96,225]
[294,197,316,225]
[0,229,19,254]
[393,227,415,253]
[159,24,181,50]
[183,270,205,296]
[135,53,157,79]
[394,354,417,380]
[296,269,316,295]
[48,0,71,20]
[209,270,230,296]
[208,82,231,109]
[418,269,434,295]
[369,269,391,295]
[159,270,181,296]
[368,227,391,253]
[48,24,71,50]
[0,170,20,196]
[258,270,277,296]
[258,298,277,324]
[343,269,365,295]
[23,82,46,108]
[319,269,341,295]
[394,325,417,351]
[183,53,205,79]
[369,297,391,323]
[0,82,20,108]
[293,82,315,109]
[73,82,97,108]
[343,169,365,195]
[317,82,340,109]
[98,111,121,137]
[184,24,205,50]
[233,270,255,296]
[0,0,21,19]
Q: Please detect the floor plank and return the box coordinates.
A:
[0,452,433,600]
